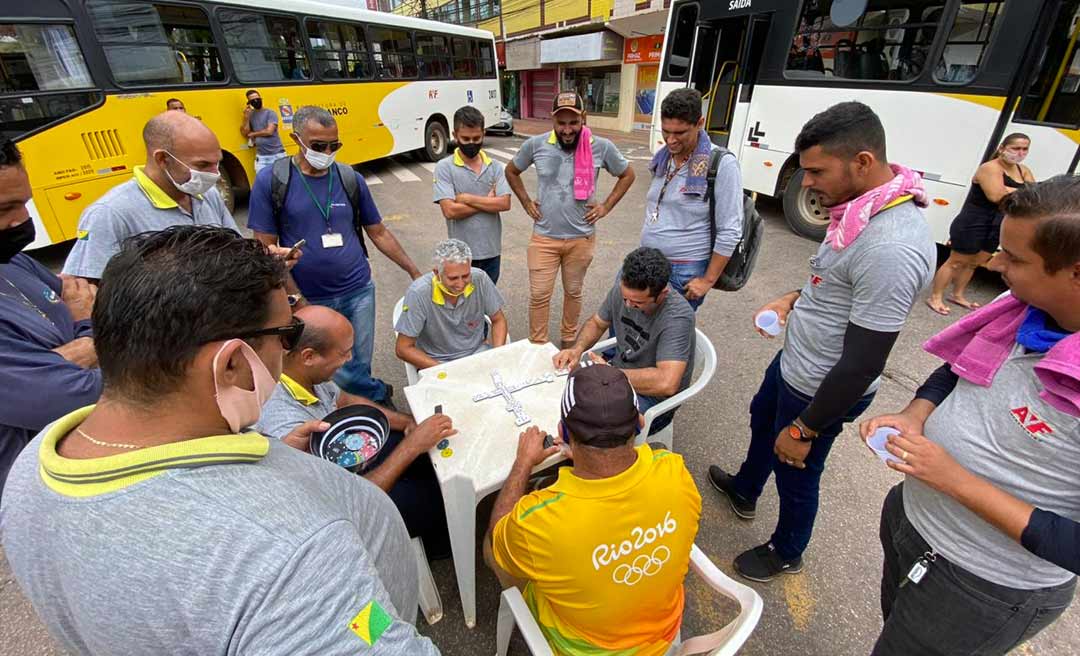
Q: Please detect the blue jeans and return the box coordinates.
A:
[472,255,501,285]
[731,351,874,560]
[637,394,675,435]
[668,259,710,311]
[309,282,389,402]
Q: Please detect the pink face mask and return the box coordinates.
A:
[213,339,277,433]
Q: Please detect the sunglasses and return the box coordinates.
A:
[220,317,306,351]
[307,140,343,154]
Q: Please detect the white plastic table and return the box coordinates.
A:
[403,340,568,628]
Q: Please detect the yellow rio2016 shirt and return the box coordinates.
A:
[492,445,702,655]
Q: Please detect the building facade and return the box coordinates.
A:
[391,0,670,132]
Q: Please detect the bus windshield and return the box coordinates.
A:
[0,23,100,141]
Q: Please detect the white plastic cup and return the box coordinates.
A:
[755,310,781,336]
[868,427,903,464]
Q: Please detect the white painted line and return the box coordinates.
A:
[419,161,437,172]
[630,156,654,161]
[387,160,421,182]
[505,146,519,152]
[484,148,515,160]
[359,169,383,185]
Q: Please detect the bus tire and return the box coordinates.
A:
[782,168,828,241]
[424,121,449,162]
[215,165,235,214]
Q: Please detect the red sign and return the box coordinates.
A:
[496,41,506,68]
[623,34,664,64]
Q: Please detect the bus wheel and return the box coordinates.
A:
[215,166,236,213]
[782,168,828,241]
[424,121,448,161]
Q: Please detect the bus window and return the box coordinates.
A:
[87,1,225,86]
[369,27,417,79]
[1015,1,1080,128]
[934,2,1006,85]
[452,37,478,78]
[416,33,452,79]
[0,23,100,141]
[478,40,497,78]
[218,10,310,82]
[307,20,372,81]
[786,0,943,82]
[666,2,698,79]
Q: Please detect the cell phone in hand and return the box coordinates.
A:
[285,239,306,259]
[434,404,443,415]
[543,433,554,449]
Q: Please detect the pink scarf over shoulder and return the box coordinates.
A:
[826,164,929,250]
[573,126,594,201]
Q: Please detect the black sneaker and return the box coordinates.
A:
[733,542,803,582]
[707,465,756,520]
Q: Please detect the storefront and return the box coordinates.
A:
[539,30,627,131]
[623,34,664,131]
[504,36,559,120]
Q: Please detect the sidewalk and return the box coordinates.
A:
[512,117,653,149]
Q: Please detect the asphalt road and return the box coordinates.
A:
[4,134,1077,656]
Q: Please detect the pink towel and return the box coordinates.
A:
[826,164,929,250]
[573,126,594,201]
[923,293,1080,416]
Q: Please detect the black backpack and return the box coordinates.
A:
[269,157,370,258]
[707,147,763,291]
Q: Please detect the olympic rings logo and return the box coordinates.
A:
[611,546,671,586]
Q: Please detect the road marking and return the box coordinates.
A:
[485,148,515,160]
[387,160,421,182]
[783,574,813,631]
[505,146,519,152]
[359,169,383,185]
[419,162,437,172]
[629,156,653,161]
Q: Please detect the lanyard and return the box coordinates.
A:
[652,158,682,222]
[294,162,335,228]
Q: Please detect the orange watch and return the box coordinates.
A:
[788,418,818,442]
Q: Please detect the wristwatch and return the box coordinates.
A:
[287,293,304,307]
[787,417,818,442]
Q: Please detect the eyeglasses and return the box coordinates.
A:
[213,317,306,351]
[308,140,343,154]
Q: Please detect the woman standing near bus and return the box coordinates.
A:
[926,134,1035,315]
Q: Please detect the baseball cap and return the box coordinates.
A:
[560,364,639,446]
[551,91,585,116]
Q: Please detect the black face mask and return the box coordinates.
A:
[558,131,581,152]
[458,142,483,159]
[249,98,263,110]
[0,219,35,264]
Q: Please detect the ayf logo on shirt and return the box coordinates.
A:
[1010,406,1055,441]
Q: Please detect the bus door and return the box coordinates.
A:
[998,0,1080,175]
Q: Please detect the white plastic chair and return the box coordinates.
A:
[392,296,504,385]
[412,537,443,625]
[495,544,763,655]
[586,328,717,449]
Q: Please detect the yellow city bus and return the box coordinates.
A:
[4,0,501,248]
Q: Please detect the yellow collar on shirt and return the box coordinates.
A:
[881,194,914,211]
[431,276,475,306]
[453,148,493,166]
[279,373,319,406]
[37,405,268,498]
[547,131,595,145]
[133,165,201,208]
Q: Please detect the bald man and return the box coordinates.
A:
[257,305,452,556]
[63,111,240,282]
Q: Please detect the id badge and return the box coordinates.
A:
[322,232,344,248]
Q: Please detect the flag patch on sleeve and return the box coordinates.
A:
[349,600,392,646]
[76,230,90,240]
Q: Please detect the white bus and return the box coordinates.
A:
[5,0,500,247]
[652,0,1080,241]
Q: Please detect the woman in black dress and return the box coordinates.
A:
[927,133,1035,315]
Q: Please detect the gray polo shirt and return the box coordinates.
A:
[781,200,934,397]
[0,407,438,655]
[641,147,744,261]
[395,268,503,362]
[62,168,239,279]
[511,132,629,239]
[598,281,696,396]
[250,108,285,156]
[433,149,511,260]
[905,341,1080,589]
[256,375,341,440]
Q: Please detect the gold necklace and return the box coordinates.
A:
[75,427,141,451]
[0,275,56,327]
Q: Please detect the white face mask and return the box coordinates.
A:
[164,151,221,196]
[298,137,338,171]
[1001,149,1027,165]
